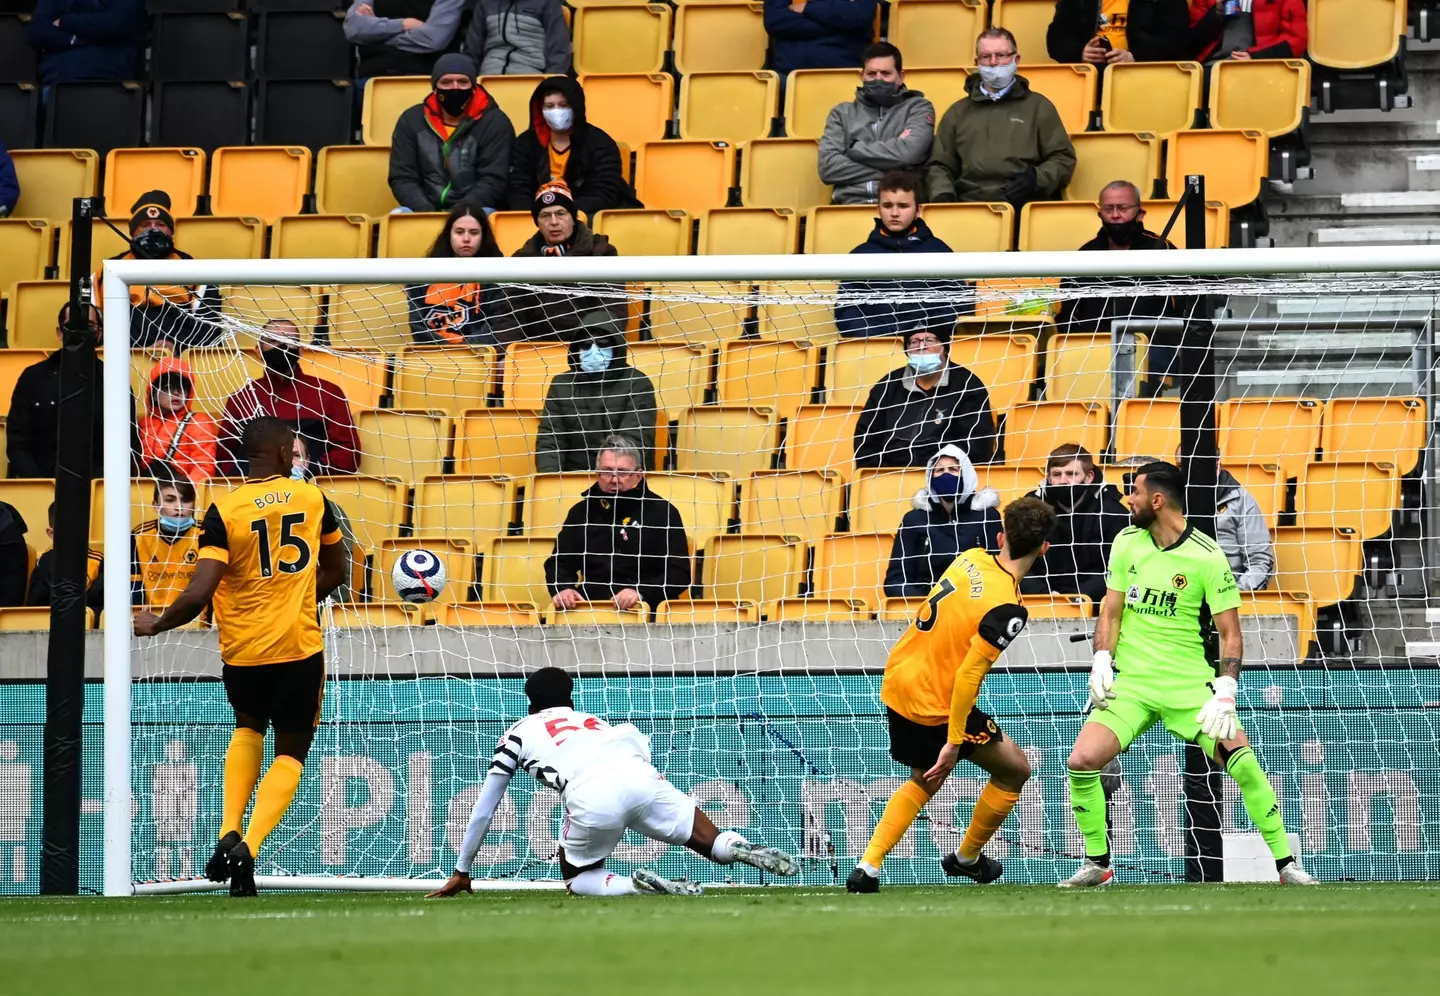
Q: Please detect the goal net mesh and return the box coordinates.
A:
[102,268,1439,891]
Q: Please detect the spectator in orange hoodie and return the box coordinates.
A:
[137,358,218,484]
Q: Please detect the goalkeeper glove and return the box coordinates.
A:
[1197,675,1239,741]
[1087,651,1115,711]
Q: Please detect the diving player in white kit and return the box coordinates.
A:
[427,668,798,897]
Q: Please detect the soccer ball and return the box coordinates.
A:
[392,549,447,603]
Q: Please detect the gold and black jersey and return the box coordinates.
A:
[130,521,200,609]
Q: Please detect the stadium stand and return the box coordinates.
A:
[678,71,779,145]
[573,3,672,75]
[672,1,769,75]
[888,0,986,68]
[1100,61,1203,136]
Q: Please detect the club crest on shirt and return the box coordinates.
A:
[1172,573,1188,590]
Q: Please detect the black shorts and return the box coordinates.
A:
[222,653,325,734]
[886,707,1003,770]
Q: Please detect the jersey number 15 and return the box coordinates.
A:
[250,513,311,577]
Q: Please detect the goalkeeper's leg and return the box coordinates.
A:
[1063,722,1126,888]
[1211,732,1316,884]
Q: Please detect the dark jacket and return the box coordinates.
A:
[544,479,692,609]
[405,244,506,346]
[27,548,104,612]
[1046,0,1194,62]
[0,143,17,215]
[506,77,640,217]
[1019,476,1130,602]
[389,87,515,212]
[0,502,28,608]
[854,360,997,468]
[345,0,466,79]
[26,0,146,86]
[834,217,970,338]
[883,445,1002,598]
[6,351,107,479]
[493,221,625,341]
[92,249,224,351]
[536,332,659,474]
[1056,225,1176,335]
[763,0,879,77]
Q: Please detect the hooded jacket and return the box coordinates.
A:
[463,0,572,76]
[1189,0,1307,61]
[389,86,515,212]
[883,444,1003,598]
[92,248,224,351]
[834,217,969,338]
[763,0,879,77]
[544,478,692,610]
[344,0,466,78]
[137,358,220,485]
[26,0,146,86]
[492,222,625,342]
[1214,468,1274,591]
[1046,0,1194,63]
[818,85,936,205]
[505,77,640,217]
[1019,472,1130,601]
[0,502,28,608]
[926,74,1076,204]
[214,362,360,478]
[854,358,998,468]
[535,326,660,474]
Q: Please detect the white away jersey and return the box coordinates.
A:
[490,707,652,793]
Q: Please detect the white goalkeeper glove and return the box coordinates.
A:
[1087,651,1115,711]
[1197,675,1239,742]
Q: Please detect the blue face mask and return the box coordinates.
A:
[158,514,195,536]
[579,345,613,373]
[291,465,308,481]
[930,471,963,499]
[907,351,943,375]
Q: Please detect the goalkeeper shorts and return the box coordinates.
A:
[1088,672,1242,751]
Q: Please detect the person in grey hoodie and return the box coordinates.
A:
[883,444,1002,598]
[463,0,572,76]
[1215,467,1274,591]
[818,41,935,205]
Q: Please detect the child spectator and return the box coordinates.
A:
[137,358,219,484]
[130,473,200,610]
[27,501,104,612]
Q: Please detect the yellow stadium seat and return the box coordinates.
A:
[890,0,985,68]
[51,218,125,278]
[992,0,1058,64]
[1218,397,1323,481]
[479,74,548,133]
[784,69,861,140]
[1100,62,1203,136]
[525,471,733,543]
[105,148,205,219]
[717,339,819,419]
[0,607,59,631]
[1209,59,1310,137]
[210,147,312,225]
[171,348,262,415]
[1022,593,1093,619]
[483,536,554,604]
[679,71,778,145]
[1321,396,1425,474]
[902,69,970,119]
[628,342,711,420]
[490,211,536,255]
[769,596,871,621]
[1017,63,1099,133]
[755,280,839,344]
[330,602,421,628]
[739,138,830,213]
[850,468,928,533]
[0,479,53,554]
[636,141,737,219]
[329,284,413,350]
[645,281,751,347]
[301,347,389,411]
[1044,331,1151,403]
[877,596,925,621]
[1309,0,1404,71]
[577,74,674,151]
[415,475,516,551]
[311,475,407,553]
[1114,397,1181,462]
[1272,525,1362,609]
[437,602,544,627]
[8,282,70,349]
[272,215,371,259]
[813,533,892,609]
[0,419,6,477]
[176,216,265,260]
[222,286,323,346]
[362,76,431,146]
[0,352,49,417]
[1224,463,1285,530]
[10,149,98,224]
[1297,461,1399,540]
[919,203,1015,253]
[1066,132,1161,202]
[1239,589,1316,655]
[0,220,50,299]
[804,204,876,254]
[1019,200,1227,250]
[378,211,448,258]
[316,144,398,217]
[1167,129,1267,210]
[545,602,650,625]
[456,409,541,477]
[702,534,807,603]
[974,463,1044,506]
[827,337,905,407]
[786,405,863,478]
[593,209,692,255]
[674,2,768,74]
[380,537,474,604]
[91,478,172,544]
[699,207,798,254]
[951,332,1040,416]
[676,405,780,477]
[656,599,760,623]
[356,410,452,480]
[523,472,595,537]
[739,469,843,541]
[394,346,496,416]
[574,4,672,75]
[503,341,570,410]
[1005,401,1109,466]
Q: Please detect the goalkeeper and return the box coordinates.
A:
[1063,461,1316,887]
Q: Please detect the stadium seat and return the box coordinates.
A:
[991,0,1058,64]
[656,599,760,624]
[316,145,398,218]
[9,149,98,225]
[395,347,496,416]
[44,82,144,160]
[377,211,447,258]
[699,208,799,254]
[593,209,692,255]
[1272,525,1362,609]
[889,0,985,68]
[0,608,58,632]
[210,147,312,225]
[329,284,412,349]
[812,533,892,609]
[545,602,650,625]
[104,148,206,220]
[849,468,928,534]
[702,534,807,604]
[676,406,780,477]
[1166,129,1267,210]
[827,337,905,408]
[919,203,1016,253]
[900,69,969,120]
[1017,63,1099,133]
[222,286,323,346]
[176,217,266,260]
[525,472,609,537]
[784,69,861,140]
[577,74,674,151]
[380,538,474,604]
[456,409,542,477]
[1022,593,1093,619]
[256,80,353,153]
[786,405,863,478]
[1296,461,1400,540]
[717,339,819,419]
[951,331,1040,416]
[488,211,535,255]
[271,215,371,259]
[1066,132,1161,202]
[1100,62,1203,136]
[50,219,125,279]
[330,602,420,628]
[755,280,839,343]
[170,348,262,415]
[1208,59,1310,137]
[1321,396,1425,474]
[627,342,712,420]
[1308,0,1404,70]
[415,476,516,552]
[0,15,35,84]
[765,597,868,621]
[1004,401,1109,466]
[679,71,779,145]
[503,341,571,410]
[974,463,1044,506]
[673,1,769,74]
[362,76,431,146]
[478,75,547,135]
[573,4,673,75]
[437,602,544,627]
[1218,397,1323,481]
[1224,463,1285,530]
[301,348,388,410]
[152,81,252,153]
[356,410,452,480]
[1239,589,1316,656]
[1114,397,1181,462]
[0,351,48,417]
[877,597,925,622]
[1044,331,1151,403]
[0,220,50,299]
[7,282,68,349]
[739,469,843,541]
[526,471,733,543]
[0,479,53,554]
[0,82,39,151]
[312,476,407,553]
[739,138,831,213]
[483,536,554,604]
[150,12,249,82]
[804,205,877,254]
[1019,200,1227,250]
[257,9,353,81]
[0,420,6,477]
[636,141,737,219]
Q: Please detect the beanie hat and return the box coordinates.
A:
[533,180,577,223]
[129,190,174,234]
[905,323,951,348]
[431,52,478,87]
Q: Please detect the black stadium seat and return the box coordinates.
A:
[258,10,353,81]
[248,0,345,10]
[257,80,353,152]
[150,12,249,82]
[0,82,39,150]
[44,82,144,160]
[0,14,37,83]
[146,0,240,10]
[152,81,251,152]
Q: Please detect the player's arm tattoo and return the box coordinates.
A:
[1219,656,1242,681]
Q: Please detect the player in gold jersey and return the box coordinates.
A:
[848,497,1056,892]
[135,417,347,896]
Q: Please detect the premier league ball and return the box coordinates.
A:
[392,549,448,603]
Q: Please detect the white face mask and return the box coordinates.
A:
[977,61,1018,92]
[907,352,943,375]
[543,106,574,132]
[579,344,613,373]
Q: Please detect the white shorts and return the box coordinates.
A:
[559,762,697,868]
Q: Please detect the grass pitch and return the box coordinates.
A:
[3,883,1438,996]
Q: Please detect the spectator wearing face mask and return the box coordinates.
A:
[214,320,360,478]
[506,76,639,216]
[463,0,572,75]
[854,325,997,468]
[818,42,935,205]
[883,444,1002,598]
[1189,0,1307,65]
[406,202,505,345]
[344,1,466,79]
[128,471,200,609]
[136,357,219,485]
[1020,443,1129,604]
[1046,0,1193,65]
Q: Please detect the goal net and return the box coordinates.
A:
[88,248,1438,896]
